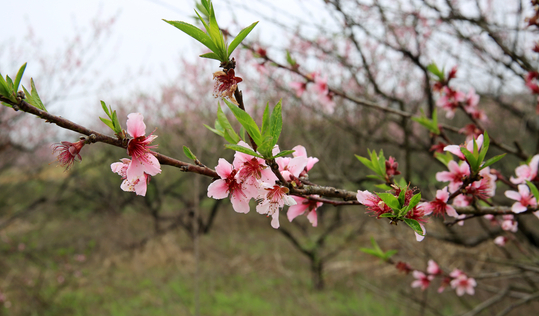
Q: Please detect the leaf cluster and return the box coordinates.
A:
[0,63,47,111]
[376,189,423,236]
[460,132,505,174]
[164,0,258,63]
[99,101,123,138]
[359,237,397,261]
[206,99,291,160]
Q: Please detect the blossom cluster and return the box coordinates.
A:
[110,113,161,196]
[290,71,335,113]
[434,66,487,121]
[409,260,477,296]
[207,141,321,228]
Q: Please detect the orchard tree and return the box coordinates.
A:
[2,0,539,314]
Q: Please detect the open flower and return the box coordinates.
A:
[233,141,277,188]
[125,113,161,182]
[289,81,307,97]
[436,86,466,118]
[274,145,308,182]
[505,184,537,213]
[436,161,470,192]
[357,190,392,217]
[427,260,442,275]
[52,139,86,170]
[411,271,433,291]
[444,134,484,160]
[207,158,256,214]
[450,271,476,296]
[287,195,322,227]
[213,69,243,105]
[256,184,296,229]
[111,158,151,196]
[420,187,458,218]
[510,155,539,184]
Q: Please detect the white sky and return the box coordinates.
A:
[0,0,328,120]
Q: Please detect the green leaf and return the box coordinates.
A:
[285,50,297,67]
[460,147,478,172]
[271,150,295,159]
[0,72,10,97]
[239,126,246,142]
[216,104,240,144]
[356,154,374,171]
[100,117,115,130]
[101,100,111,117]
[375,184,393,191]
[379,213,395,218]
[228,21,259,58]
[397,188,406,209]
[13,63,27,92]
[204,123,225,137]
[477,131,489,165]
[6,75,13,89]
[434,151,453,167]
[256,135,274,158]
[199,52,222,61]
[427,62,444,81]
[407,193,421,210]
[481,153,506,169]
[404,218,423,235]
[269,100,282,147]
[411,108,440,135]
[527,180,539,202]
[261,102,270,135]
[398,177,407,189]
[370,237,383,253]
[382,249,398,260]
[183,146,197,160]
[359,248,383,258]
[223,99,261,145]
[225,144,263,158]
[111,110,121,133]
[163,20,220,56]
[376,193,400,211]
[30,79,46,111]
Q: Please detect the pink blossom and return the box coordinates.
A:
[313,73,329,95]
[125,113,161,182]
[207,158,255,214]
[444,134,484,160]
[411,271,433,291]
[212,69,243,105]
[450,273,477,296]
[505,184,537,213]
[420,187,458,218]
[385,157,401,177]
[256,184,296,229]
[274,145,308,182]
[111,158,150,196]
[501,215,518,232]
[357,190,392,217]
[436,86,466,118]
[427,260,442,275]
[462,89,487,122]
[510,155,539,184]
[288,195,323,227]
[233,141,277,187]
[436,161,470,192]
[292,145,319,173]
[52,139,85,170]
[289,81,307,97]
[494,236,507,246]
[453,194,471,207]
